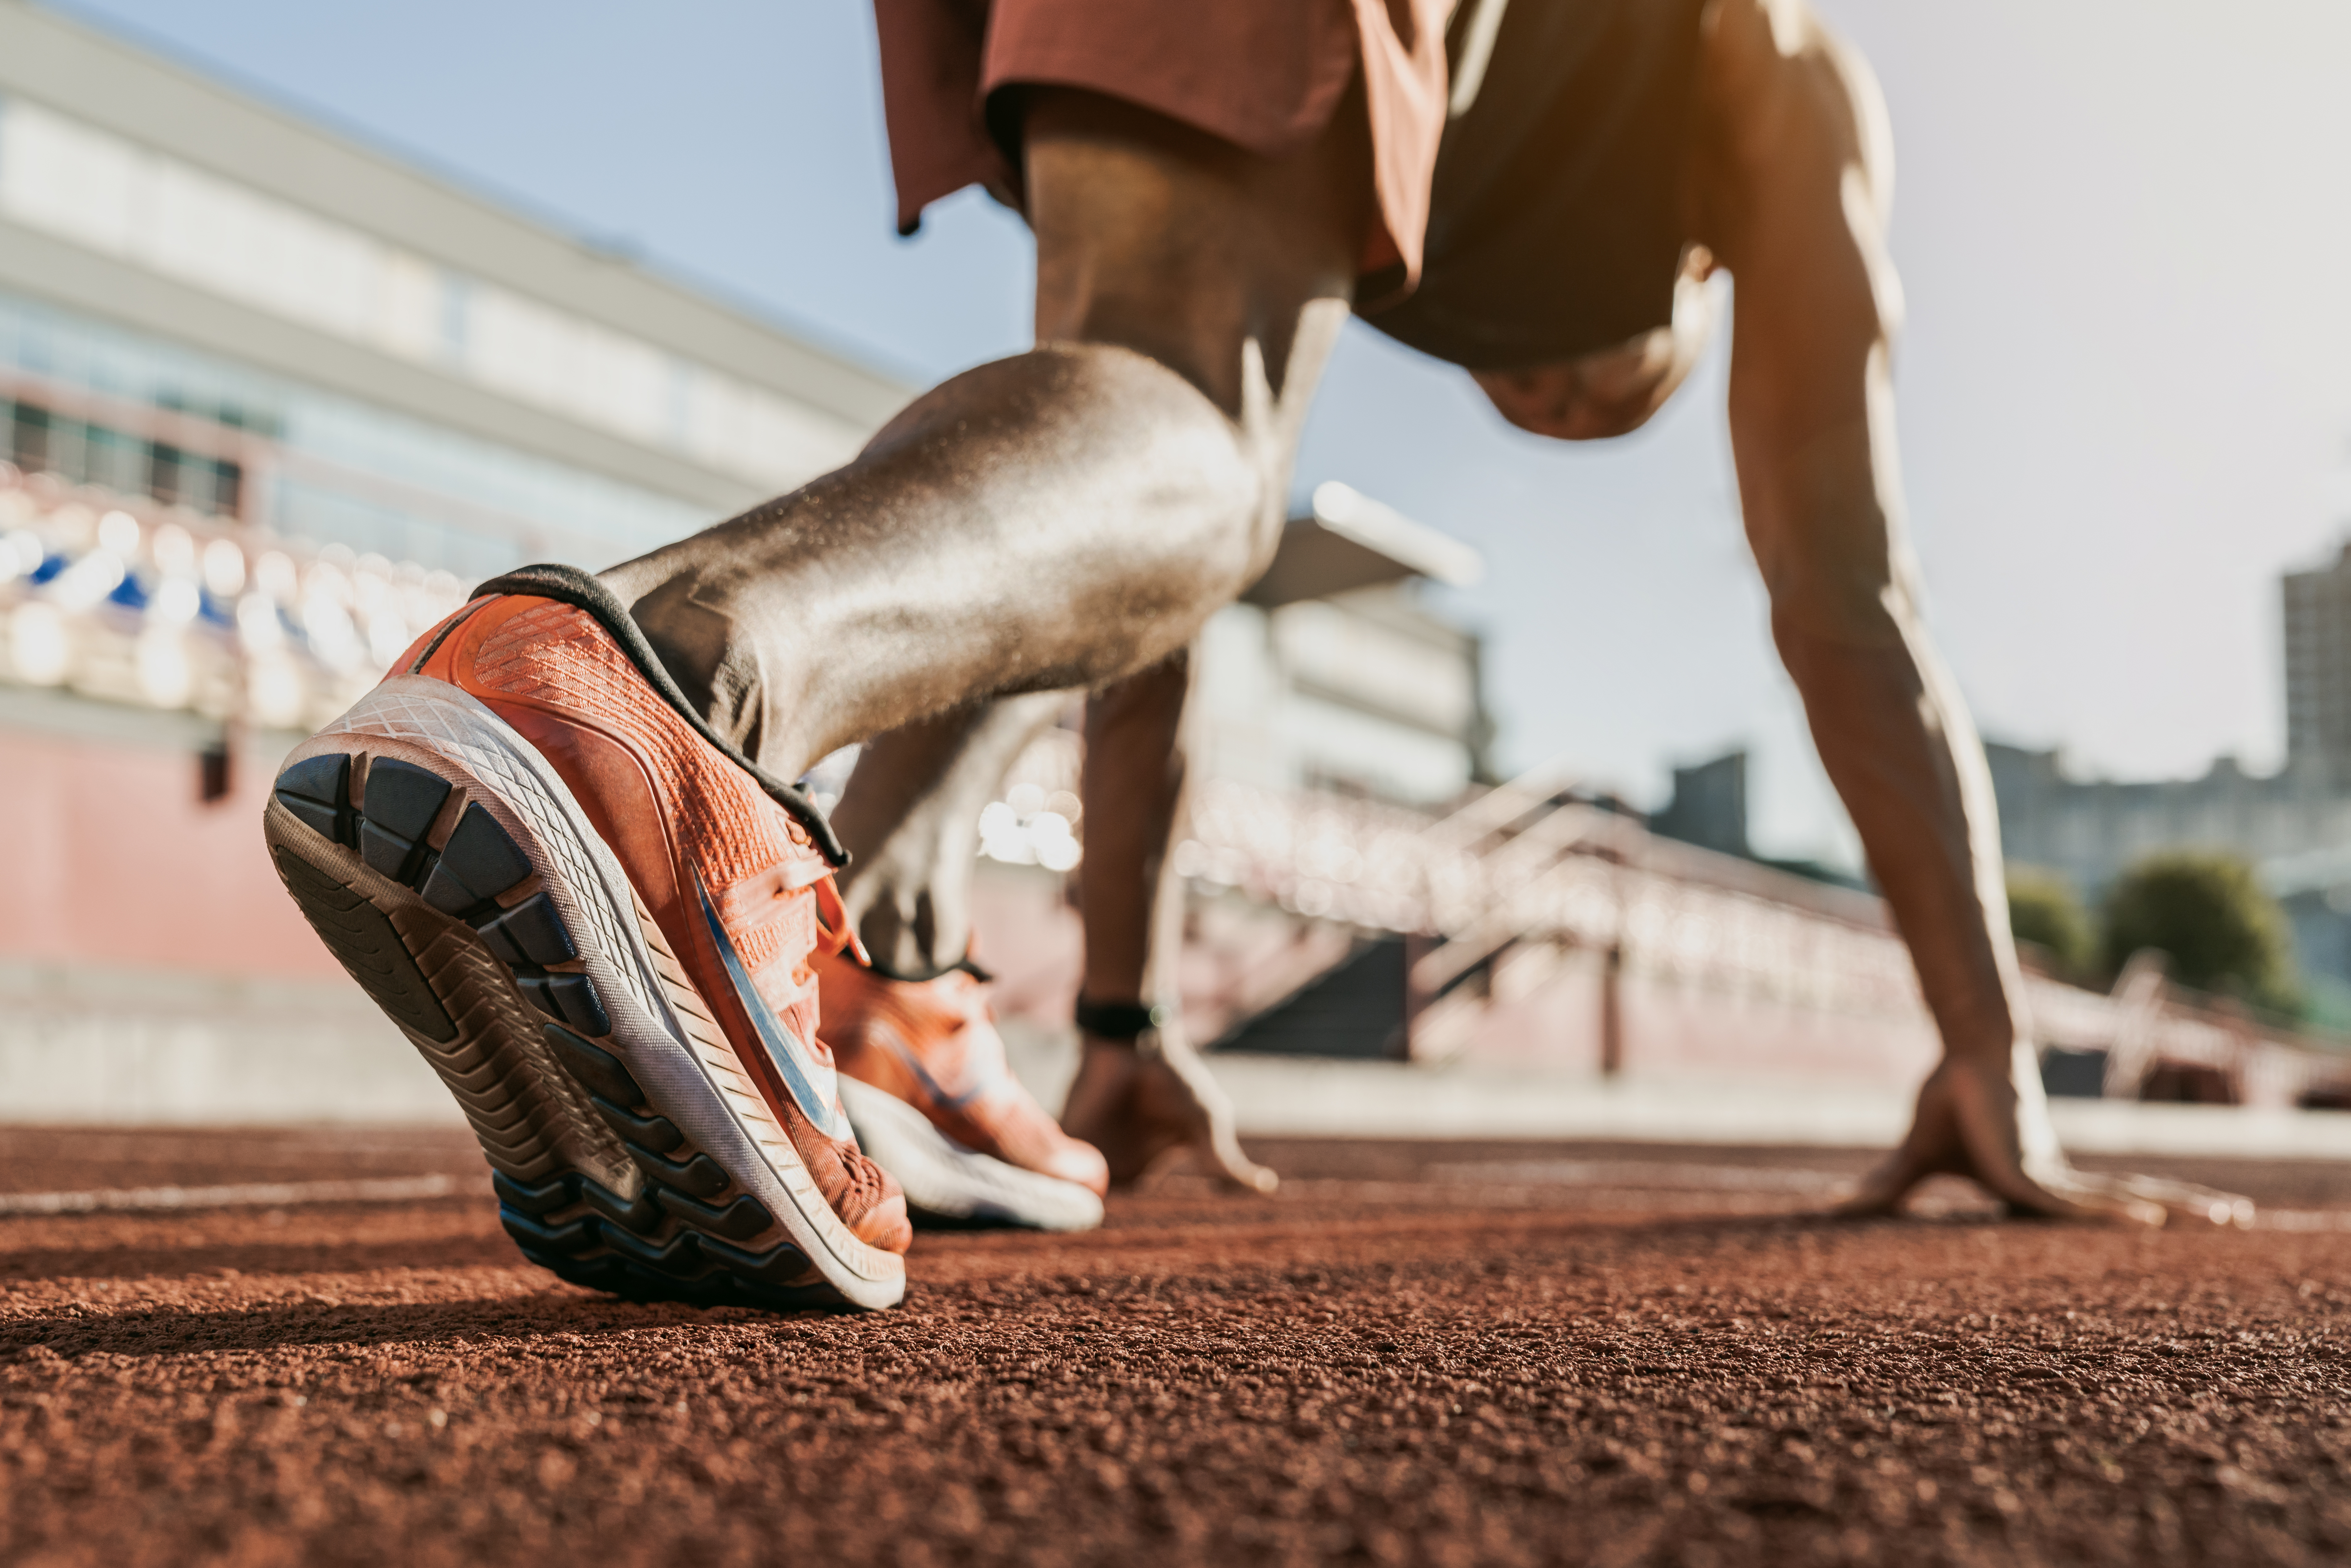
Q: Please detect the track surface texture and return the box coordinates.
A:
[6,1127,2351,1567]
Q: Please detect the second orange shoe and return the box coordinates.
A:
[818,951,1111,1201]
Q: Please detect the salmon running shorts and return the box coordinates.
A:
[872,0,1451,285]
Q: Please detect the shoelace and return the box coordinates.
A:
[810,870,869,968]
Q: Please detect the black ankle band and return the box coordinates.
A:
[866,952,993,985]
[471,562,845,867]
[1074,996,1168,1042]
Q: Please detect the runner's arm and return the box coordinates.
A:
[1705,3,2251,1224]
[1702,0,2031,1076]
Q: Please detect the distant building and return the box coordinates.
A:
[1983,745,2351,902]
[1983,536,2351,1003]
[2284,542,2351,785]
[1648,750,1751,859]
[1986,537,2351,900]
[1984,738,2351,1011]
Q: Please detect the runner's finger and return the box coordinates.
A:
[2098,1172,2255,1227]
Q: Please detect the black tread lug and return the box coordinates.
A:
[590,1096,683,1154]
[578,1179,664,1230]
[696,1235,822,1290]
[275,794,344,842]
[499,1208,597,1252]
[271,847,455,1044]
[566,1256,656,1295]
[526,1234,838,1311]
[517,974,565,1022]
[522,1250,624,1290]
[548,973,611,1036]
[358,821,415,880]
[275,753,350,807]
[631,1148,729,1201]
[597,1260,718,1302]
[490,893,578,965]
[362,757,452,841]
[598,1225,714,1277]
[474,918,526,966]
[418,862,480,915]
[491,1169,577,1217]
[543,1026,643,1106]
[406,846,443,900]
[658,1188,774,1241]
[541,1256,732,1306]
[437,804,532,901]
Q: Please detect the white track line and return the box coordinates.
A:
[2252,1209,2351,1232]
[1427,1160,1854,1193]
[0,1174,487,1215]
[1419,1161,2351,1229]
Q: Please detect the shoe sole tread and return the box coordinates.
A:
[264,678,903,1311]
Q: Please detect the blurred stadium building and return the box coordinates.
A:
[0,1,902,1116]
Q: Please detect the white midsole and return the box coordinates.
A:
[288,674,904,1309]
[838,1077,1103,1234]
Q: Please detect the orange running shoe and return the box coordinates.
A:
[818,951,1111,1204]
[261,563,908,1310]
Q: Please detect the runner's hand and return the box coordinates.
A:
[1838,1041,2253,1227]
[1061,1026,1278,1194]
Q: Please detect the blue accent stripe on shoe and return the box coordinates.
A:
[872,1022,994,1113]
[694,870,848,1141]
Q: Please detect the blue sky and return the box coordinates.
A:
[43,0,2351,867]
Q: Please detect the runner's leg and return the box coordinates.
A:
[600,92,1372,781]
[1062,652,1276,1189]
[830,694,1073,978]
[819,647,1270,1190]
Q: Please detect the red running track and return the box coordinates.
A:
[4,1127,2350,1566]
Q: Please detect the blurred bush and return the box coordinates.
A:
[2100,850,2299,1014]
[2006,865,2094,979]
